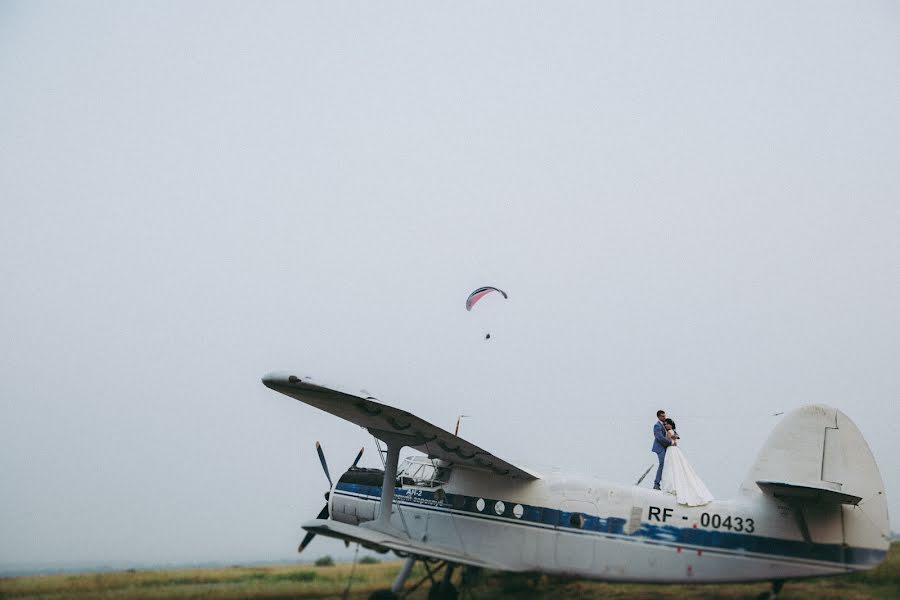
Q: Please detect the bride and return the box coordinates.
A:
[660,418,714,506]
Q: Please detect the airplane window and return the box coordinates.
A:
[569,513,585,529]
[396,458,453,488]
[434,468,450,484]
[397,460,417,486]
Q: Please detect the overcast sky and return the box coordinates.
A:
[2,1,898,568]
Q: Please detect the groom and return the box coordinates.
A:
[652,409,673,490]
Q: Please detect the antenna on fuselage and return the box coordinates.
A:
[454,415,470,436]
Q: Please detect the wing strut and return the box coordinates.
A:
[361,430,415,535]
[789,502,813,545]
[378,441,402,528]
[392,556,416,593]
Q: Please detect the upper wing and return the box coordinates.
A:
[262,371,539,480]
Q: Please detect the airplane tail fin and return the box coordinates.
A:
[740,405,890,559]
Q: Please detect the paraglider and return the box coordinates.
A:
[466,286,508,340]
[465,286,508,311]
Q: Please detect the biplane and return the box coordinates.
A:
[262,371,890,600]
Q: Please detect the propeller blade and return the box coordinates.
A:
[298,504,330,553]
[298,531,316,553]
[350,447,364,469]
[316,441,333,488]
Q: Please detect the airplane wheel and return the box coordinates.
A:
[369,591,398,600]
[756,579,784,600]
[427,582,458,600]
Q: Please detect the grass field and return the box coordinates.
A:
[2,543,898,599]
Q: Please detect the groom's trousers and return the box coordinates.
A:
[653,448,665,488]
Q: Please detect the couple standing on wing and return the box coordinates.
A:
[651,409,714,506]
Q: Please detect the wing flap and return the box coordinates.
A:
[263,372,539,480]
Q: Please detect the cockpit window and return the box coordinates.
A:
[397,457,451,488]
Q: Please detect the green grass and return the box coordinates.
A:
[1,543,897,599]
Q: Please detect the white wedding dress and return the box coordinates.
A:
[660,439,714,506]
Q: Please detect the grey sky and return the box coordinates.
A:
[2,1,898,567]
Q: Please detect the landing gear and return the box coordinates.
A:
[427,582,457,600]
[757,579,785,600]
[428,563,457,600]
[367,556,461,600]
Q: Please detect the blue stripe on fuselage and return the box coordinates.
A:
[334,482,885,567]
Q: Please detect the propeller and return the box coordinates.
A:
[298,504,329,553]
[351,446,364,469]
[298,442,366,554]
[316,441,333,488]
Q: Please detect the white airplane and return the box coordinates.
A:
[262,372,890,600]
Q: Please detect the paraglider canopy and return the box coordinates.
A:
[465,286,508,311]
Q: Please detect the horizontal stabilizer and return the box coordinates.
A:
[756,480,862,505]
[263,372,539,480]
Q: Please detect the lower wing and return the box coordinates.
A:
[301,518,523,571]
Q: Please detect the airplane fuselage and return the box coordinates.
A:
[331,465,885,582]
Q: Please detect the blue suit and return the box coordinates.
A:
[651,420,672,488]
